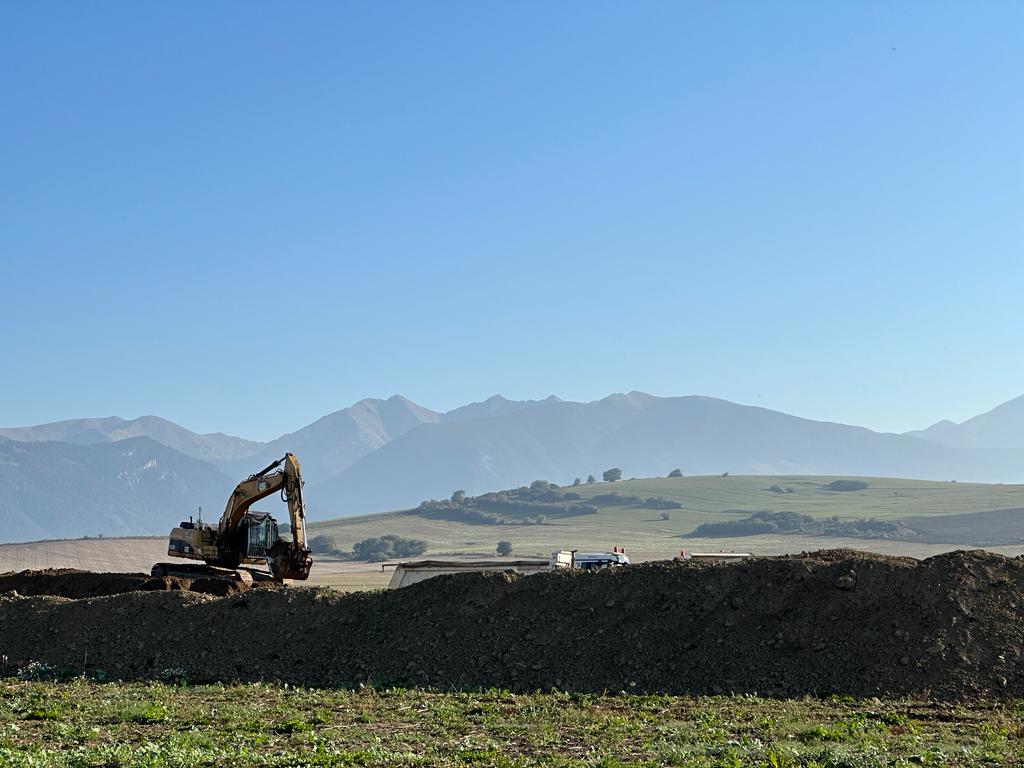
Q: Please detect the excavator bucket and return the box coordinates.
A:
[268,540,313,581]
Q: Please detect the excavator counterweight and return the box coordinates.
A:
[154,452,313,583]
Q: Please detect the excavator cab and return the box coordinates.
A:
[236,512,279,561]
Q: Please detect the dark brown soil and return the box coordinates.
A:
[2,550,1023,699]
[0,568,253,598]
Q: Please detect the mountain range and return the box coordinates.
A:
[0,392,1022,542]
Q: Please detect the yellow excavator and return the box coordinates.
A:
[152,453,314,582]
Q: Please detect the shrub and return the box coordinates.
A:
[587,475,596,484]
[660,510,671,521]
[645,496,682,510]
[825,480,870,492]
[352,535,428,562]
[686,510,912,540]
[592,492,632,506]
[158,668,188,684]
[602,468,622,483]
[591,493,680,510]
[307,535,345,556]
[496,540,512,556]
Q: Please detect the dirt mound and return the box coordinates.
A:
[2,550,1023,699]
[138,574,255,597]
[0,569,253,598]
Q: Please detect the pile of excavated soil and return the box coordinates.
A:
[0,569,254,598]
[1,550,1023,699]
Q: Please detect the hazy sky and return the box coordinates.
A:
[2,2,1022,441]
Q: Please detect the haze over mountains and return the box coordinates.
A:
[0,436,231,541]
[907,394,1024,469]
[1,392,1022,541]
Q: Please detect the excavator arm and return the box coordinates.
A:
[267,453,313,581]
[220,452,313,581]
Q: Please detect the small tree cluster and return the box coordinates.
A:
[824,479,870,492]
[307,534,345,556]
[353,534,428,562]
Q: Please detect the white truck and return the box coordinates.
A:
[564,550,631,570]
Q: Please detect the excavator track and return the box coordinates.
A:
[151,562,254,585]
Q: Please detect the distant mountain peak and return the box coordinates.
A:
[387,394,420,405]
[600,391,672,407]
[442,395,555,423]
[219,394,440,482]
[909,392,1024,456]
[0,415,261,463]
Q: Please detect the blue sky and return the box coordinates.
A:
[2,2,1022,441]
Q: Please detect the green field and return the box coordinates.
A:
[310,476,1024,562]
[2,680,1021,767]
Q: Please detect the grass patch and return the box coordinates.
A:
[273,718,313,734]
[0,680,1021,766]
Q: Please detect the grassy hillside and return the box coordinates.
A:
[567,474,1024,518]
[310,474,1024,560]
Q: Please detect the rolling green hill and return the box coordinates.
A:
[309,474,1024,561]
[565,475,1024,519]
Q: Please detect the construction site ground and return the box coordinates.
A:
[3,549,1024,701]
[0,537,393,590]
